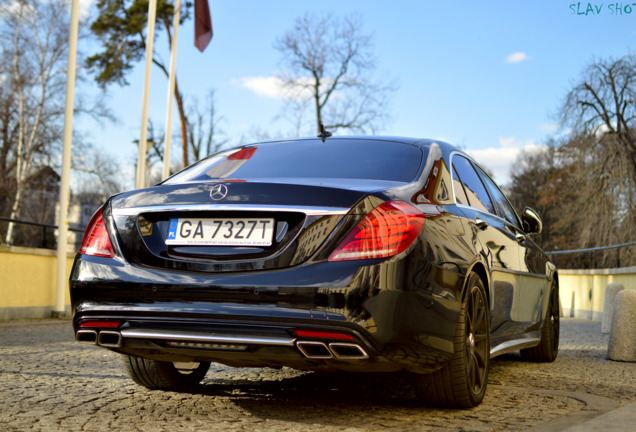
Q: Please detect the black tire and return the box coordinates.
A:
[521,281,559,362]
[123,356,211,390]
[415,273,490,408]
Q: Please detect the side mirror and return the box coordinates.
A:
[522,207,543,234]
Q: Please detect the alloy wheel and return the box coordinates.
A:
[466,284,489,395]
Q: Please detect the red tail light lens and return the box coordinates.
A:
[79,208,115,258]
[328,200,425,262]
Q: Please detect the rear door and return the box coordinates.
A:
[474,165,548,327]
[451,155,522,339]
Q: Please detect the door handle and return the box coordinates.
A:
[474,217,488,230]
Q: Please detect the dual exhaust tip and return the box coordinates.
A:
[296,341,369,360]
[76,329,122,348]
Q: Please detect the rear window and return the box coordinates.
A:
[164,139,424,184]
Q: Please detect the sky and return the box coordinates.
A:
[75,0,636,190]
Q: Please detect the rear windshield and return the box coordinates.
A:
[164,139,424,184]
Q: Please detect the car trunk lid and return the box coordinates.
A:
[109,180,402,273]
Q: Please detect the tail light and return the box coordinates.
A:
[79,208,115,258]
[328,200,425,262]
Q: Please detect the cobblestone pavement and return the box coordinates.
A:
[0,318,634,432]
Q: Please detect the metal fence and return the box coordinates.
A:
[546,240,636,269]
[0,216,86,250]
[548,241,636,256]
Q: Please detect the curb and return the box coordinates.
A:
[561,401,636,431]
[496,385,631,432]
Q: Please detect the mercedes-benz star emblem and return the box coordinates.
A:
[210,184,229,201]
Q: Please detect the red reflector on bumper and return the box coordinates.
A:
[79,321,121,328]
[294,329,355,340]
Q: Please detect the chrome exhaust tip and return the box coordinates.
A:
[296,341,332,359]
[97,331,122,348]
[76,330,98,344]
[329,342,369,360]
[328,343,369,360]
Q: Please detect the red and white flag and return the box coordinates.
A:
[194,0,213,52]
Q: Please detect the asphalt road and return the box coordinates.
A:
[0,318,634,431]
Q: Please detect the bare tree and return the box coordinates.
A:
[274,12,396,135]
[557,54,636,266]
[186,90,228,163]
[73,148,125,198]
[505,53,636,268]
[560,54,636,180]
[0,0,71,244]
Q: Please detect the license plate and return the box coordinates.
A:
[166,218,275,246]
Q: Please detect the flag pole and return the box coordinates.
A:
[163,0,182,180]
[54,0,80,317]
[136,0,158,189]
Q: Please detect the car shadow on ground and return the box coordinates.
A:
[181,364,572,430]
[191,370,461,428]
[197,370,420,406]
[193,354,536,404]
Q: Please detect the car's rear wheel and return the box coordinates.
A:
[414,273,490,408]
[123,356,211,390]
[521,281,559,362]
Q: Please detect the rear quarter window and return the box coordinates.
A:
[452,155,495,214]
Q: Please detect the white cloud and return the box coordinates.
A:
[0,0,35,18]
[466,137,546,185]
[505,52,530,64]
[233,76,289,99]
[1,0,94,22]
[233,75,337,101]
[79,0,95,20]
[538,123,559,132]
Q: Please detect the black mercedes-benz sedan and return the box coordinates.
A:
[70,136,559,408]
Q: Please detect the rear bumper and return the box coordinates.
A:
[70,254,464,373]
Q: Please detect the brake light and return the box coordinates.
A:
[328,200,425,262]
[79,208,115,258]
[227,147,256,160]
